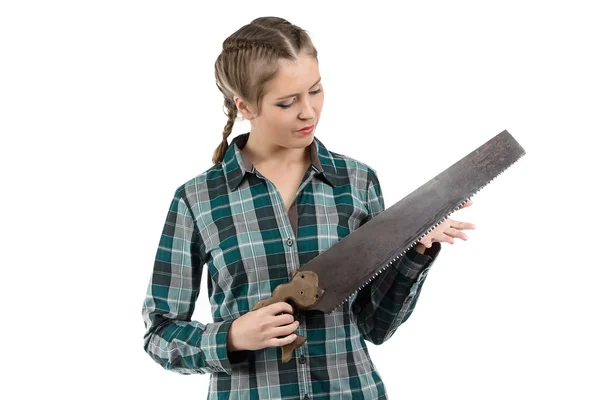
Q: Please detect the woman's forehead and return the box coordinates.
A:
[267,56,321,98]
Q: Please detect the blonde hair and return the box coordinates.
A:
[211,17,319,165]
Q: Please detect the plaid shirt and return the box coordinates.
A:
[142,132,441,399]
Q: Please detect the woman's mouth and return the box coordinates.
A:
[298,125,314,135]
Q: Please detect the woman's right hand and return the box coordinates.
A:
[227,301,300,352]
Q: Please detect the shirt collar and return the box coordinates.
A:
[222,132,340,191]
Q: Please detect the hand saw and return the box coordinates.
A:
[252,129,526,363]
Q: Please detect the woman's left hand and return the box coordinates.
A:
[418,199,476,248]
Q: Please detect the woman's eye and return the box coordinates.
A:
[278,89,322,109]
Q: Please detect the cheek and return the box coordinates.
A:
[258,111,283,127]
[270,112,298,129]
[316,102,324,115]
[315,96,324,116]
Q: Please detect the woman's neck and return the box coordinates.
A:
[242,133,310,169]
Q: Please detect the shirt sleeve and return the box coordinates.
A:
[141,186,250,375]
[351,169,442,345]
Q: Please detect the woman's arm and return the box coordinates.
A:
[351,169,441,345]
[141,186,248,375]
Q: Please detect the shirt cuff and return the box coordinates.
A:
[197,319,248,375]
[394,241,441,282]
[227,349,251,365]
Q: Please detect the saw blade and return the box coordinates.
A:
[297,129,526,314]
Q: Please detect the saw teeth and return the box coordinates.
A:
[327,151,525,314]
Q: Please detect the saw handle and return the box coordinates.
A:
[251,270,325,363]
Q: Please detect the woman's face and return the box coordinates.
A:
[236,53,324,149]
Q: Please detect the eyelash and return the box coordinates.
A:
[277,89,322,109]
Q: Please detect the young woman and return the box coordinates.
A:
[142,16,475,399]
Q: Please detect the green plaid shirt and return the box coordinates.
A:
[142,132,441,399]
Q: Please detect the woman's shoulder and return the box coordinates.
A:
[169,162,228,212]
[324,147,379,186]
[184,162,225,187]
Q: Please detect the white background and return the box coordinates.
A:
[1,1,598,399]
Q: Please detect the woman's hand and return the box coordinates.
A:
[418,199,476,248]
[227,302,299,352]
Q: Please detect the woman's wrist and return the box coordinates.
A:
[414,243,426,254]
[227,319,240,352]
[414,242,427,254]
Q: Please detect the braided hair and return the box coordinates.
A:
[211,17,319,165]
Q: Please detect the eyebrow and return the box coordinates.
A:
[275,77,322,101]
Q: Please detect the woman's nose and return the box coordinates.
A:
[298,97,316,120]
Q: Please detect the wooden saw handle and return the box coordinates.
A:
[252,270,325,363]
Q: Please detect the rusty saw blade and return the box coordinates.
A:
[296,129,526,313]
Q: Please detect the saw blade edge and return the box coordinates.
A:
[325,150,526,314]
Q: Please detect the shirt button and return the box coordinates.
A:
[286,237,294,246]
[299,355,306,364]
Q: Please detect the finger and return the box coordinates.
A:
[268,301,294,316]
[273,313,296,327]
[442,234,455,245]
[272,320,300,338]
[450,220,476,230]
[445,227,468,241]
[430,233,453,245]
[458,199,473,209]
[270,332,298,347]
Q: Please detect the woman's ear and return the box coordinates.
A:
[234,95,256,120]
